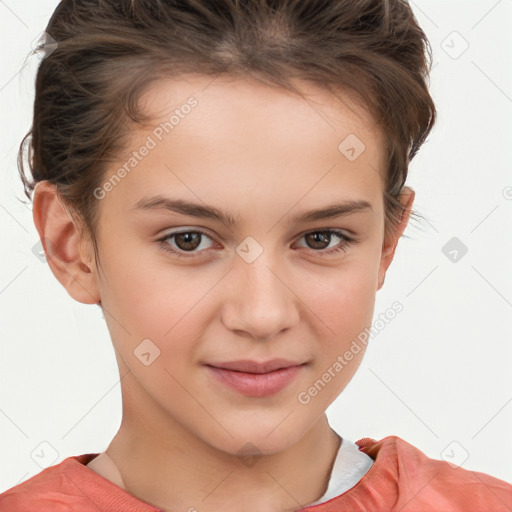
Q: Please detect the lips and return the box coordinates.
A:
[206,358,304,374]
[205,363,306,398]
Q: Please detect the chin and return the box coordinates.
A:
[204,421,303,459]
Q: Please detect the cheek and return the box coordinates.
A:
[99,237,201,324]
[298,256,379,340]
[98,246,218,372]
[297,265,377,405]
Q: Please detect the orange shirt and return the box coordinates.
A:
[1,435,511,511]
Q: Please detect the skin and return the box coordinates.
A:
[32,73,414,512]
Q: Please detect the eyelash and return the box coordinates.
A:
[157,228,354,259]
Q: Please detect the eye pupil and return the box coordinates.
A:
[306,232,330,249]
[175,232,201,251]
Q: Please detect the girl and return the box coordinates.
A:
[1,0,511,510]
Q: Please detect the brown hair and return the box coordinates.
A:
[18,0,436,270]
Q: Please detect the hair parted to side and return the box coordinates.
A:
[19,0,436,271]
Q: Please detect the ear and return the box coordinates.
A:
[32,180,101,305]
[377,186,415,291]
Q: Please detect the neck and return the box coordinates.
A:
[105,413,341,512]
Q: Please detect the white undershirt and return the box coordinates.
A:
[304,437,374,506]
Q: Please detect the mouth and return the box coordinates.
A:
[206,358,306,374]
[204,360,308,397]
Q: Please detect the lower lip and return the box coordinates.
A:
[205,364,305,397]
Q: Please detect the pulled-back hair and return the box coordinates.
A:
[19,0,436,268]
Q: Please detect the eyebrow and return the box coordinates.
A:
[130,195,373,226]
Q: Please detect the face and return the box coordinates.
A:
[85,74,405,456]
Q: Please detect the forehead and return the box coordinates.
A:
[102,73,386,216]
[138,73,381,148]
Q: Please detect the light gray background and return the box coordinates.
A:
[1,0,511,492]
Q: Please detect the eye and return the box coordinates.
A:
[295,229,353,257]
[157,229,215,259]
[157,228,354,259]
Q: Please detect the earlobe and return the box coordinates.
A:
[32,181,101,305]
[377,187,415,291]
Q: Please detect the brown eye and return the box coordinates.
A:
[158,229,215,258]
[304,231,332,250]
[296,229,354,257]
[174,232,202,251]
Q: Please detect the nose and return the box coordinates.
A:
[220,248,300,341]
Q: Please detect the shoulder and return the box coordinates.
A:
[355,435,512,511]
[0,454,100,511]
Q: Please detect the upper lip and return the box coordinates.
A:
[206,359,305,374]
